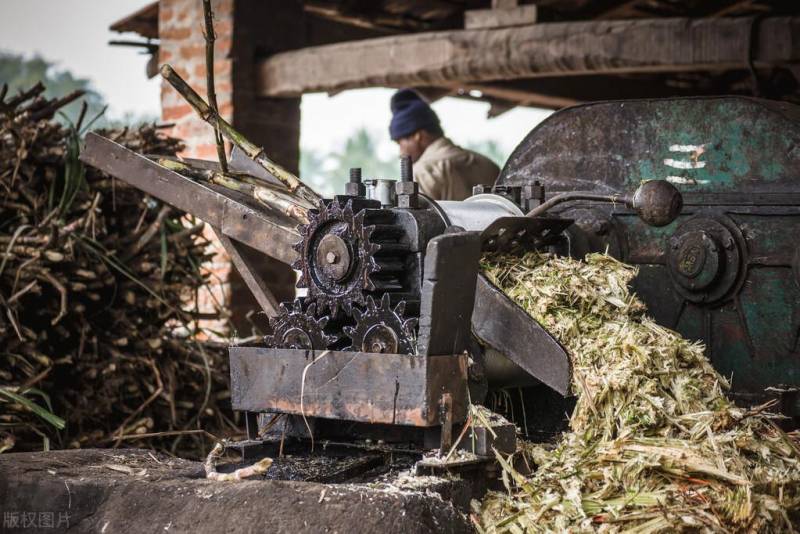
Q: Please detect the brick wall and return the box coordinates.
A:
[159,0,235,335]
[159,0,233,158]
[156,0,303,336]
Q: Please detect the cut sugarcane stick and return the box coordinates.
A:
[160,64,323,209]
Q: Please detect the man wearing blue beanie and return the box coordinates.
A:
[389,88,499,201]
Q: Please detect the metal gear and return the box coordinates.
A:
[293,198,407,316]
[343,294,417,354]
[264,300,338,350]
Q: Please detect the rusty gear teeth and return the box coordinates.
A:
[293,198,408,317]
[343,294,417,355]
[264,299,338,350]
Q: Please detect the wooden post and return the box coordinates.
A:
[438,393,453,456]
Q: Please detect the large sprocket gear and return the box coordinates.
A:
[264,300,338,350]
[293,198,407,316]
[343,294,417,354]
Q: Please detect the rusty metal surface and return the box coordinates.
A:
[417,231,482,357]
[230,348,468,427]
[466,423,517,456]
[480,216,572,253]
[472,274,572,396]
[497,96,800,406]
[80,133,299,265]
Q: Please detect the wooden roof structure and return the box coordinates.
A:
[112,0,800,112]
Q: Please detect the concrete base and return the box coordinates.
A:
[0,449,472,534]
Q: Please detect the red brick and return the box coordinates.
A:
[178,44,206,60]
[216,100,232,116]
[215,81,232,95]
[159,26,192,40]
[215,19,233,36]
[192,143,223,160]
[162,103,194,121]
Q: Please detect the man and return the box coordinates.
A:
[389,88,500,201]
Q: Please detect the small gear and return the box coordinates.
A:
[264,300,338,350]
[343,294,417,354]
[292,198,408,316]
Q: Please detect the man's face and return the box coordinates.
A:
[396,131,425,163]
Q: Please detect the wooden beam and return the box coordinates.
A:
[257,17,800,98]
[109,1,158,39]
[464,5,538,30]
[302,0,465,33]
[432,69,749,112]
[452,83,580,109]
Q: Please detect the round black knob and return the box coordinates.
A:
[631,180,683,227]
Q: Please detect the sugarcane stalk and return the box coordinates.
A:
[159,158,310,224]
[202,0,228,174]
[160,64,323,209]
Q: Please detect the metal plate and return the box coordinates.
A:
[230,347,468,427]
[472,274,572,396]
[480,216,573,253]
[80,133,300,265]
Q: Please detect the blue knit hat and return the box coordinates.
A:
[389,89,441,141]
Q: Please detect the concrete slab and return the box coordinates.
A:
[0,449,472,534]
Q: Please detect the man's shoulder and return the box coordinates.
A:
[413,156,448,181]
[420,138,496,166]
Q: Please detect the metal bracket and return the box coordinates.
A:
[472,274,572,396]
[80,133,300,265]
[214,229,281,318]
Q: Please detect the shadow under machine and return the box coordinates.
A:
[80,96,800,462]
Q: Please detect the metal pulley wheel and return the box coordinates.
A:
[667,216,745,304]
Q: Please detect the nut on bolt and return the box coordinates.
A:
[345,167,366,197]
[396,156,419,208]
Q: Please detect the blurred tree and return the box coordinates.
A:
[301,127,399,197]
[0,52,155,128]
[329,128,398,181]
[465,139,507,168]
[1,52,105,126]
[299,145,329,194]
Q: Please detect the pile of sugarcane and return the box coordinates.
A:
[478,252,800,532]
[0,84,236,457]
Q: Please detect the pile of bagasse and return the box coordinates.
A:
[0,84,234,458]
[479,252,800,532]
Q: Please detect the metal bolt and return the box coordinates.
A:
[345,168,366,196]
[400,156,412,182]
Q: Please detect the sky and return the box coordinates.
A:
[0,0,552,159]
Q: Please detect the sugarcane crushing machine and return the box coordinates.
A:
[80,93,800,454]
